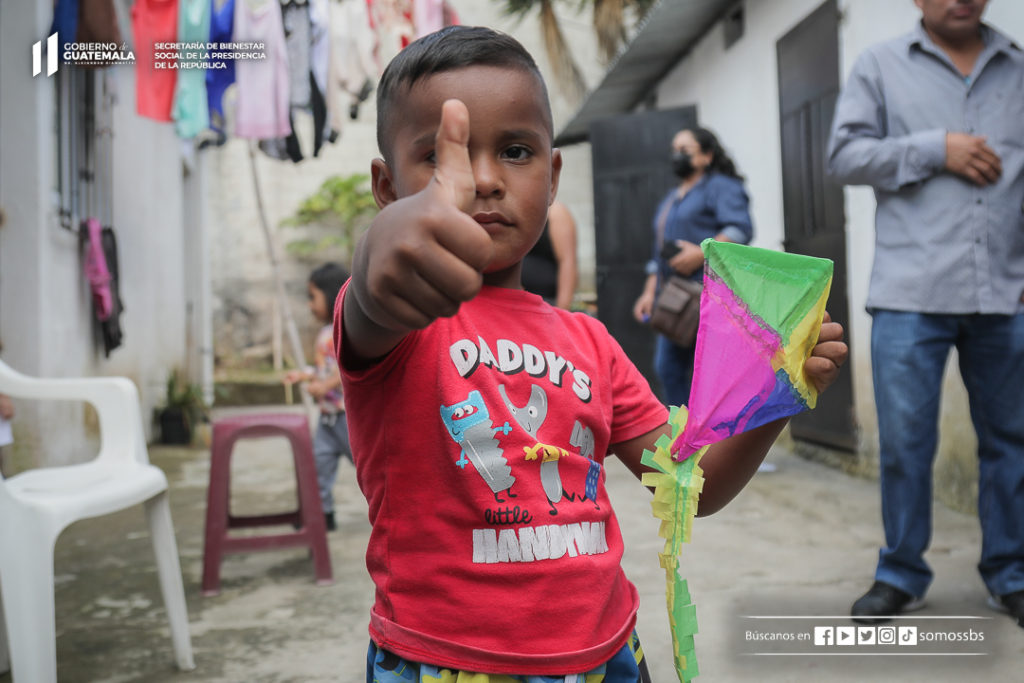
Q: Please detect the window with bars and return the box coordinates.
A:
[53,67,115,234]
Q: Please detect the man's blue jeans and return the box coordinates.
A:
[871,310,1024,599]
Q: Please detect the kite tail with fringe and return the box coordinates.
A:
[640,405,707,682]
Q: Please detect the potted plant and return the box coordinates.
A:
[158,369,207,445]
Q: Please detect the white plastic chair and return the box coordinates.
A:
[0,359,195,682]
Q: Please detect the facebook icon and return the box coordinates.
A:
[814,626,833,646]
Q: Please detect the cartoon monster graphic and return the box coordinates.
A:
[440,390,515,502]
[499,383,588,515]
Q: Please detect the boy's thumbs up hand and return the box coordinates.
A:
[348,100,494,354]
[431,99,477,214]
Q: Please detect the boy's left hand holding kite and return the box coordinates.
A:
[612,312,845,517]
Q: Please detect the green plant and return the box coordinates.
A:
[164,369,207,418]
[158,369,207,445]
[281,173,377,261]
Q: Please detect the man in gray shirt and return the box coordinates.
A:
[828,0,1023,626]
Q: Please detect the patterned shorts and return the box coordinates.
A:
[366,631,652,683]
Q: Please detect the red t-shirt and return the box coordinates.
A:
[336,284,668,674]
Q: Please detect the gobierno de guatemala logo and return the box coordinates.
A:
[32,33,135,77]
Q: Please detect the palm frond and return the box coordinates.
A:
[503,0,542,19]
[628,0,658,23]
[593,0,628,62]
[539,0,588,102]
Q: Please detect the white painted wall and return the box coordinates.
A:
[650,0,1024,488]
[0,2,201,465]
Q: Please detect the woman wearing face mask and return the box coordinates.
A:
[632,127,754,406]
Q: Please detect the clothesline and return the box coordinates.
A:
[51,0,459,160]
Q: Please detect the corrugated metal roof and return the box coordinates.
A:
[554,0,735,146]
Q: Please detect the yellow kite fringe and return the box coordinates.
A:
[640,405,707,682]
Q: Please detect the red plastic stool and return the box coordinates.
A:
[201,413,333,596]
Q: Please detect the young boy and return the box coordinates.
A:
[336,26,847,680]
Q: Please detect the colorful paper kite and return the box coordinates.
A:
[642,239,833,681]
[675,239,834,462]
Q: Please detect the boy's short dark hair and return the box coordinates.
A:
[310,262,350,316]
[375,25,553,162]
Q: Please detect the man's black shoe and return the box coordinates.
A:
[988,590,1024,629]
[851,581,924,623]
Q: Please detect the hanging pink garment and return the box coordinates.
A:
[441,1,458,26]
[132,0,179,121]
[83,218,113,321]
[234,0,292,139]
[412,0,443,38]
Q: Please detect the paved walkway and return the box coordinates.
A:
[5,408,1021,682]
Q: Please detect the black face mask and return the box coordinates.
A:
[671,151,694,178]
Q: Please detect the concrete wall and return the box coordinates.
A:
[209,0,608,370]
[0,1,201,466]
[650,0,1024,511]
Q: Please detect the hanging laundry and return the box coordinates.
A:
[309,0,335,141]
[330,0,378,131]
[282,0,312,108]
[83,217,113,322]
[99,226,126,356]
[257,137,292,160]
[295,0,330,158]
[258,0,328,162]
[412,0,443,39]
[259,72,326,162]
[52,0,125,71]
[172,0,211,139]
[50,0,79,61]
[362,0,383,76]
[369,0,414,65]
[207,0,237,133]
[298,71,327,156]
[441,0,459,26]
[395,0,414,49]
[234,0,292,139]
[76,0,124,46]
[309,0,330,107]
[132,0,180,122]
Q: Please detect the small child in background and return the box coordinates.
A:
[285,262,352,532]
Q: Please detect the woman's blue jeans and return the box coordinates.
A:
[870,310,1024,599]
[654,334,695,407]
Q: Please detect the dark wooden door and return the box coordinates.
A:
[777,0,857,450]
[589,107,698,396]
